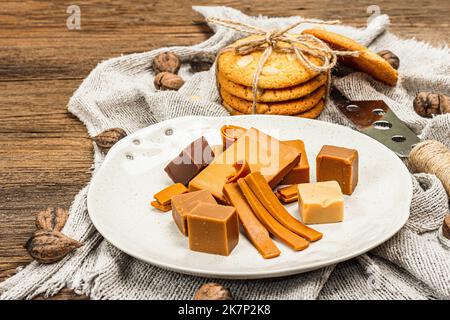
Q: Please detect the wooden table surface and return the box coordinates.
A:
[1,0,449,300]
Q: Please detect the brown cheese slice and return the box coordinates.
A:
[153,183,188,206]
[223,183,281,259]
[244,172,323,242]
[280,140,310,185]
[189,127,300,203]
[151,201,171,212]
[238,179,309,251]
[276,185,299,203]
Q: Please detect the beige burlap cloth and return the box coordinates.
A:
[1,6,449,300]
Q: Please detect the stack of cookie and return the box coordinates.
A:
[217,35,329,118]
[217,30,398,117]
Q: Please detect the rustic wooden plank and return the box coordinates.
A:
[0,78,92,299]
[0,0,448,80]
[0,0,448,300]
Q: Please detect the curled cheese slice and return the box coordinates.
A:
[223,183,280,259]
[238,179,309,251]
[226,161,251,184]
[220,125,247,150]
[245,172,323,242]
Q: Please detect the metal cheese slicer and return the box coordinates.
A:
[331,88,420,158]
[331,87,450,195]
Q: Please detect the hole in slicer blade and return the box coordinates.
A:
[346,104,360,112]
[125,153,134,160]
[133,139,140,145]
[372,108,386,115]
[373,120,392,130]
[392,135,406,143]
[165,128,173,136]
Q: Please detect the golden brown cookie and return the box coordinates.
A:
[223,99,325,119]
[222,101,239,115]
[218,35,325,89]
[220,85,326,115]
[303,29,398,86]
[218,71,328,102]
[294,99,325,119]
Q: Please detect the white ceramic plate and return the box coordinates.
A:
[87,115,412,279]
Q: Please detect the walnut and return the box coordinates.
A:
[190,52,216,72]
[443,215,450,240]
[440,95,450,114]
[194,283,233,300]
[93,128,127,154]
[332,64,355,77]
[413,92,450,117]
[378,50,400,70]
[154,72,185,91]
[152,52,181,74]
[36,207,68,232]
[25,230,83,264]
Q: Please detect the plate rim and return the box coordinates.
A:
[87,115,412,279]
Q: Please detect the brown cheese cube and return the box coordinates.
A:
[164,136,214,185]
[171,190,216,236]
[316,145,359,195]
[187,203,239,256]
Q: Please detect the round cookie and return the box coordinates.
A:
[223,99,325,119]
[222,101,242,115]
[220,85,326,115]
[218,71,328,102]
[294,99,325,119]
[218,35,325,89]
[303,28,398,86]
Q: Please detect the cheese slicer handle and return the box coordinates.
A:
[409,140,450,195]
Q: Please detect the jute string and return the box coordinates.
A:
[409,140,450,195]
[207,17,359,114]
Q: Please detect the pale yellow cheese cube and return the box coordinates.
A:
[297,181,344,224]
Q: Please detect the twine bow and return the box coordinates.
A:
[207,17,360,114]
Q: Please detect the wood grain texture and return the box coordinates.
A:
[0,0,449,300]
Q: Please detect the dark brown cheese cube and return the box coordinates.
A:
[316,145,359,195]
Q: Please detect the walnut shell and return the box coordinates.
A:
[413,92,449,117]
[190,52,216,72]
[152,52,181,74]
[332,64,355,77]
[36,207,68,232]
[378,50,400,70]
[93,128,127,154]
[25,230,83,264]
[439,95,450,114]
[154,72,184,91]
[194,283,233,300]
